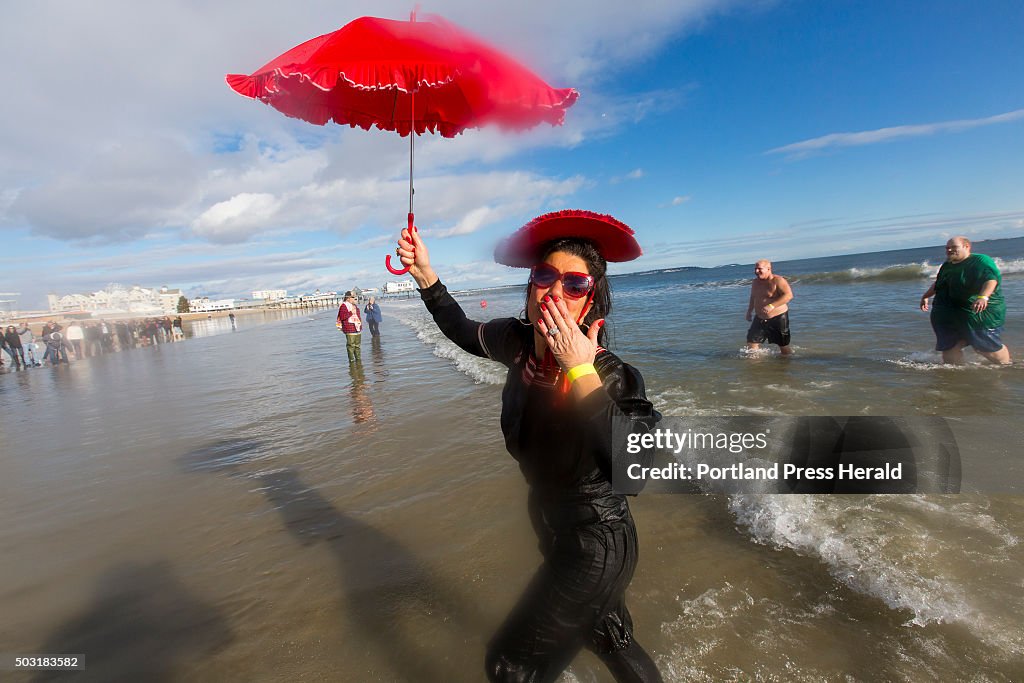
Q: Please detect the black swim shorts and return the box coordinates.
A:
[747,312,791,347]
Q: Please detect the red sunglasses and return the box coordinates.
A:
[529,263,595,299]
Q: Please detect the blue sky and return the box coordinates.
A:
[2,0,1022,310]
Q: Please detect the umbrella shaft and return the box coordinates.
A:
[409,90,415,214]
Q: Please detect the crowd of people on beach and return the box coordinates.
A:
[0,316,187,370]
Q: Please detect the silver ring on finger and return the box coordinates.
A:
[548,327,559,337]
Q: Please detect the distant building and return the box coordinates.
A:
[158,287,183,315]
[189,297,238,312]
[383,281,415,294]
[47,284,169,316]
[0,293,18,322]
[253,289,288,300]
[293,291,338,306]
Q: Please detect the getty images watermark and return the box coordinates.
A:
[612,417,964,494]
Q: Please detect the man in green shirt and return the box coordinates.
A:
[920,236,1011,364]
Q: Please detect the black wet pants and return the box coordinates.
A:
[485,515,663,683]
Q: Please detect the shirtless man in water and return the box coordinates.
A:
[745,259,794,355]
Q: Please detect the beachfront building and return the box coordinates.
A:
[383,281,415,294]
[48,293,92,313]
[0,292,18,322]
[157,287,183,315]
[46,284,174,316]
[303,291,338,305]
[189,297,238,313]
[253,289,288,301]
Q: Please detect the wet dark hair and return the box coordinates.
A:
[524,237,611,347]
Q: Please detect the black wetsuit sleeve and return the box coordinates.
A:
[419,279,520,366]
[575,356,661,494]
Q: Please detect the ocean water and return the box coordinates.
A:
[1,238,1022,681]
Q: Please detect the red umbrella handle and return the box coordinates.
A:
[385,213,415,275]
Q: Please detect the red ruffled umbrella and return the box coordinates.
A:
[227,12,578,274]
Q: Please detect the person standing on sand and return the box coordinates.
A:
[0,328,12,368]
[363,297,382,337]
[5,326,26,368]
[66,322,85,359]
[745,259,794,355]
[19,324,39,366]
[920,236,1011,365]
[336,291,362,363]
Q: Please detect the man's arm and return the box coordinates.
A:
[769,276,794,308]
[920,282,936,312]
[971,279,999,313]
[746,286,756,321]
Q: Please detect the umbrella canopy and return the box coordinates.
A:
[226,14,578,138]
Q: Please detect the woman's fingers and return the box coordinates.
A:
[397,231,418,267]
[539,298,558,333]
[536,317,555,346]
[542,295,572,335]
[551,296,574,334]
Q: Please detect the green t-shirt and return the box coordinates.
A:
[932,253,1005,329]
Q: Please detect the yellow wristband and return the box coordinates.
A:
[767,304,775,310]
[566,363,597,384]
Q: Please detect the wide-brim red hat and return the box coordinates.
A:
[494,209,642,267]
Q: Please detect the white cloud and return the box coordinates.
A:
[192,193,283,242]
[657,195,691,208]
[434,207,499,238]
[767,109,1024,159]
[611,168,645,184]
[9,135,203,241]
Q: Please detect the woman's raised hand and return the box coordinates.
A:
[397,226,437,289]
[535,294,603,371]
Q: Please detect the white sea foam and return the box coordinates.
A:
[728,495,977,624]
[994,256,1024,275]
[725,495,1023,657]
[648,387,700,414]
[648,387,772,417]
[401,314,506,386]
[658,582,836,683]
[762,383,819,398]
[888,351,1013,371]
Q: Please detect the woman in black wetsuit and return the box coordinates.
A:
[396,210,663,683]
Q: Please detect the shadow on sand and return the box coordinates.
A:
[31,561,233,682]
[177,433,485,680]
[255,467,482,680]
